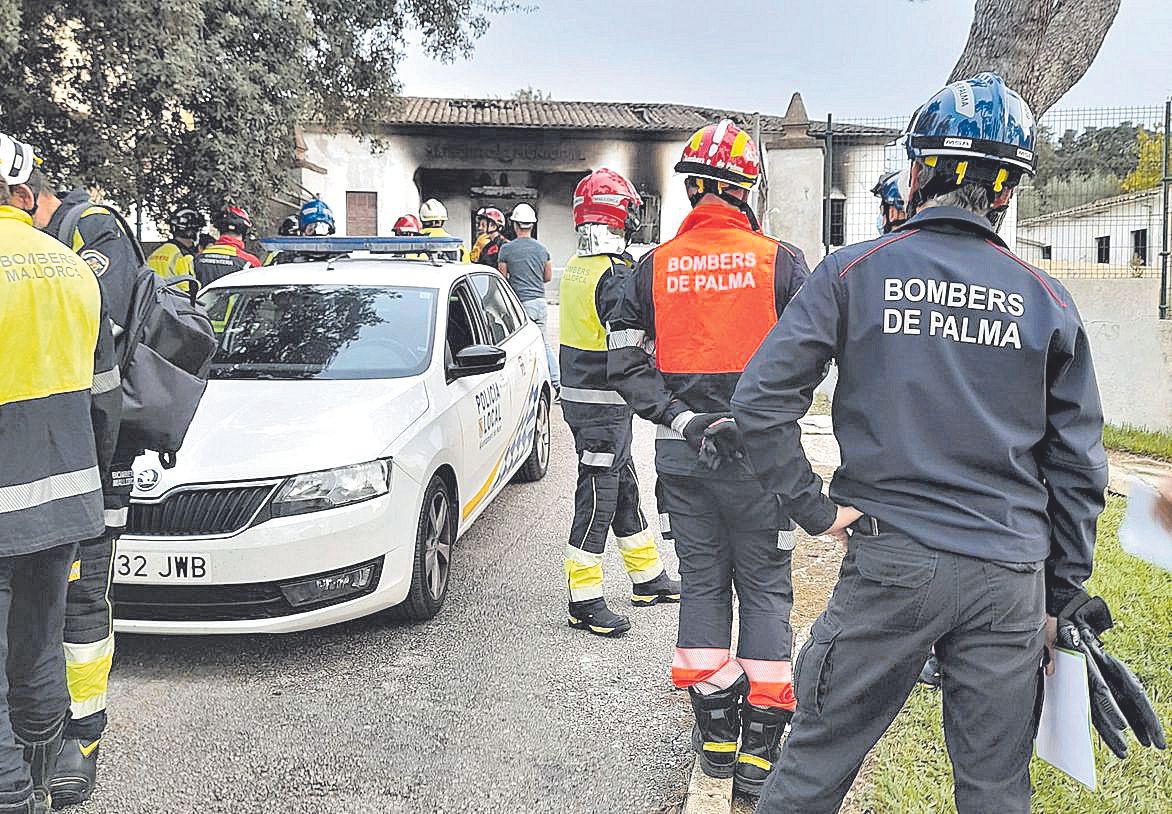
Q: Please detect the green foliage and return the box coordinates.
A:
[511,86,552,101]
[1103,423,1172,461]
[1123,131,1165,192]
[1018,170,1122,220]
[0,1,515,227]
[862,498,1172,814]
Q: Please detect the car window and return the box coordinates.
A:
[446,282,481,364]
[198,285,437,380]
[470,273,521,345]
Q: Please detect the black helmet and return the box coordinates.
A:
[212,205,253,236]
[278,214,300,236]
[168,207,206,240]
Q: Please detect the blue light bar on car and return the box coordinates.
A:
[258,235,464,254]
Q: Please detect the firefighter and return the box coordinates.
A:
[262,215,302,266]
[560,168,680,637]
[393,214,423,236]
[146,207,204,280]
[419,198,469,262]
[299,197,336,236]
[0,133,119,814]
[871,165,911,234]
[9,143,136,808]
[733,73,1115,813]
[607,120,810,797]
[470,207,508,269]
[193,205,261,287]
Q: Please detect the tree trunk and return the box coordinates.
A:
[949,0,1121,115]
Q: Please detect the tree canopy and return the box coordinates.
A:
[0,1,514,228]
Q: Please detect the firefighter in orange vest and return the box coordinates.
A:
[607,120,810,797]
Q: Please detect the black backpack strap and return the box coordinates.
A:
[57,201,147,265]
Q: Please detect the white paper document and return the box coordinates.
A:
[1035,648,1097,789]
[1119,477,1172,571]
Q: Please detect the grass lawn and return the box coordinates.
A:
[1103,424,1172,461]
[861,497,1171,813]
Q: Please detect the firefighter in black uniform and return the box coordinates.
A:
[24,166,140,807]
[560,169,680,637]
[607,121,810,797]
[193,205,261,287]
[733,73,1158,814]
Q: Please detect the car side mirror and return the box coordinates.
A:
[451,344,506,378]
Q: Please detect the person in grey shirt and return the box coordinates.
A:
[499,203,559,391]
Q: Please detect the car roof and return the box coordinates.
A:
[204,256,486,290]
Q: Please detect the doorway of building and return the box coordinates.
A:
[471,185,539,241]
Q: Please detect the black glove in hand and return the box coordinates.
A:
[1058,593,1166,759]
[698,416,745,471]
[681,412,729,451]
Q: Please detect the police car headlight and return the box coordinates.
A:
[271,459,391,518]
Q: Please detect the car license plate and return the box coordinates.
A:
[113,551,212,583]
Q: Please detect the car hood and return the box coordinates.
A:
[132,379,428,495]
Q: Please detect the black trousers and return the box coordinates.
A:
[758,527,1045,814]
[0,543,76,792]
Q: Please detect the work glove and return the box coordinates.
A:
[698,416,745,471]
[680,412,729,451]
[1057,593,1166,759]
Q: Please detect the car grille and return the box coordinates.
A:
[127,484,276,537]
[113,558,384,622]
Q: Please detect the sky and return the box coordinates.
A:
[397,0,1172,120]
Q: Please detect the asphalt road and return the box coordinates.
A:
[83,311,693,814]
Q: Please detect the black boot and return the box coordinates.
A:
[47,738,99,809]
[568,598,631,637]
[734,703,792,797]
[630,571,681,606]
[688,674,749,779]
[918,654,941,688]
[16,723,63,813]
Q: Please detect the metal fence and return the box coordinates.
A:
[822,102,1172,317]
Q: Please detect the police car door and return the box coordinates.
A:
[447,279,512,514]
[470,272,536,476]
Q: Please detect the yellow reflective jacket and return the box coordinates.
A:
[147,239,195,280]
[421,226,470,263]
[0,205,120,554]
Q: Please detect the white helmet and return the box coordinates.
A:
[419,198,447,223]
[510,203,537,225]
[0,133,39,186]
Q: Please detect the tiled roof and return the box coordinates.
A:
[377,97,899,139]
[1018,188,1160,227]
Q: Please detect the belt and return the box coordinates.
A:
[849,515,882,537]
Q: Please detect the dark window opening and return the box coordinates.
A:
[1096,235,1110,264]
[1132,229,1148,266]
[829,199,846,246]
[1041,245,1052,261]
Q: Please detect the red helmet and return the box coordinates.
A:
[476,207,505,229]
[674,119,760,189]
[213,204,253,235]
[573,168,643,231]
[394,214,423,236]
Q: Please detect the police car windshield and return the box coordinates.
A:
[199,285,437,380]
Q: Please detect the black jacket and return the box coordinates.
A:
[732,206,1107,614]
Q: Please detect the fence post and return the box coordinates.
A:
[1161,99,1171,319]
[823,115,834,256]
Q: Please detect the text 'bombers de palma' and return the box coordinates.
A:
[882,276,1025,349]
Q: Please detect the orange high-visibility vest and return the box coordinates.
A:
[652,203,779,374]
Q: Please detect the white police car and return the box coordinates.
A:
[113,237,552,634]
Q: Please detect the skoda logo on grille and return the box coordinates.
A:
[136,468,161,492]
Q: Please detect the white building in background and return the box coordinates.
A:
[295,95,897,264]
[1016,189,1162,275]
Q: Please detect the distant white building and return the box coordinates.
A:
[296,95,897,264]
[1016,189,1161,275]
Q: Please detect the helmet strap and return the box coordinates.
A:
[689,178,761,232]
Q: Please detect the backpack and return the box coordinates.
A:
[59,204,217,468]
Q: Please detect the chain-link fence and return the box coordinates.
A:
[826,104,1170,307]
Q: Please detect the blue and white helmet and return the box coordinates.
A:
[905,72,1037,177]
[871,166,910,210]
[299,198,336,235]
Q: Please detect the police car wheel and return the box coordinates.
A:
[514,389,551,483]
[388,475,453,622]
